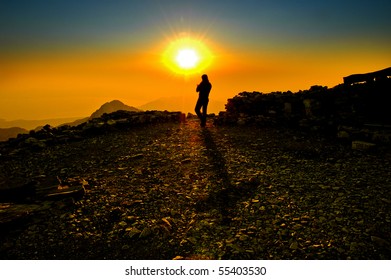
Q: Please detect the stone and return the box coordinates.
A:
[352,141,376,150]
[139,227,152,239]
[337,131,350,139]
[127,228,141,239]
[289,241,299,250]
[371,236,390,249]
[118,221,127,227]
[181,158,192,164]
[45,185,85,201]
[131,154,144,160]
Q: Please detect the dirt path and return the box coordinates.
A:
[1,118,390,259]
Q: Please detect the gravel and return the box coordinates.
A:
[0,118,390,259]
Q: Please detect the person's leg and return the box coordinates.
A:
[195,99,203,120]
[201,99,209,127]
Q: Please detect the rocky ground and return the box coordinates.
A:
[0,117,390,259]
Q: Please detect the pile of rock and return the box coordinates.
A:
[337,124,391,148]
[215,79,391,145]
[0,110,185,154]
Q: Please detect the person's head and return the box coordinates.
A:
[201,74,208,81]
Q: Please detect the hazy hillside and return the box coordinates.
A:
[0,100,141,141]
[0,118,79,141]
[59,117,90,128]
[0,117,82,130]
[139,96,225,114]
[0,127,28,141]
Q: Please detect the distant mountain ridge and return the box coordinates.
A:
[0,127,28,142]
[0,117,82,130]
[0,100,141,141]
[61,100,141,128]
[89,100,141,119]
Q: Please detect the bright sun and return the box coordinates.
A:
[162,36,213,75]
[176,49,199,69]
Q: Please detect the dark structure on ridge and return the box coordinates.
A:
[344,67,391,85]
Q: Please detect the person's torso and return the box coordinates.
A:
[198,81,211,98]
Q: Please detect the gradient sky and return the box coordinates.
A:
[1,0,390,120]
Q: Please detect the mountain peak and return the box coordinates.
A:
[105,100,125,106]
[90,100,141,119]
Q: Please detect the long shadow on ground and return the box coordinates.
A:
[195,128,258,224]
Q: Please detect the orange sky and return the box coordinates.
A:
[1,41,389,120]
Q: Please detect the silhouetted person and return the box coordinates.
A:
[195,74,212,127]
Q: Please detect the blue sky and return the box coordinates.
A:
[1,0,390,52]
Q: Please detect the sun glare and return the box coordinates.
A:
[176,49,199,69]
[162,36,213,76]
